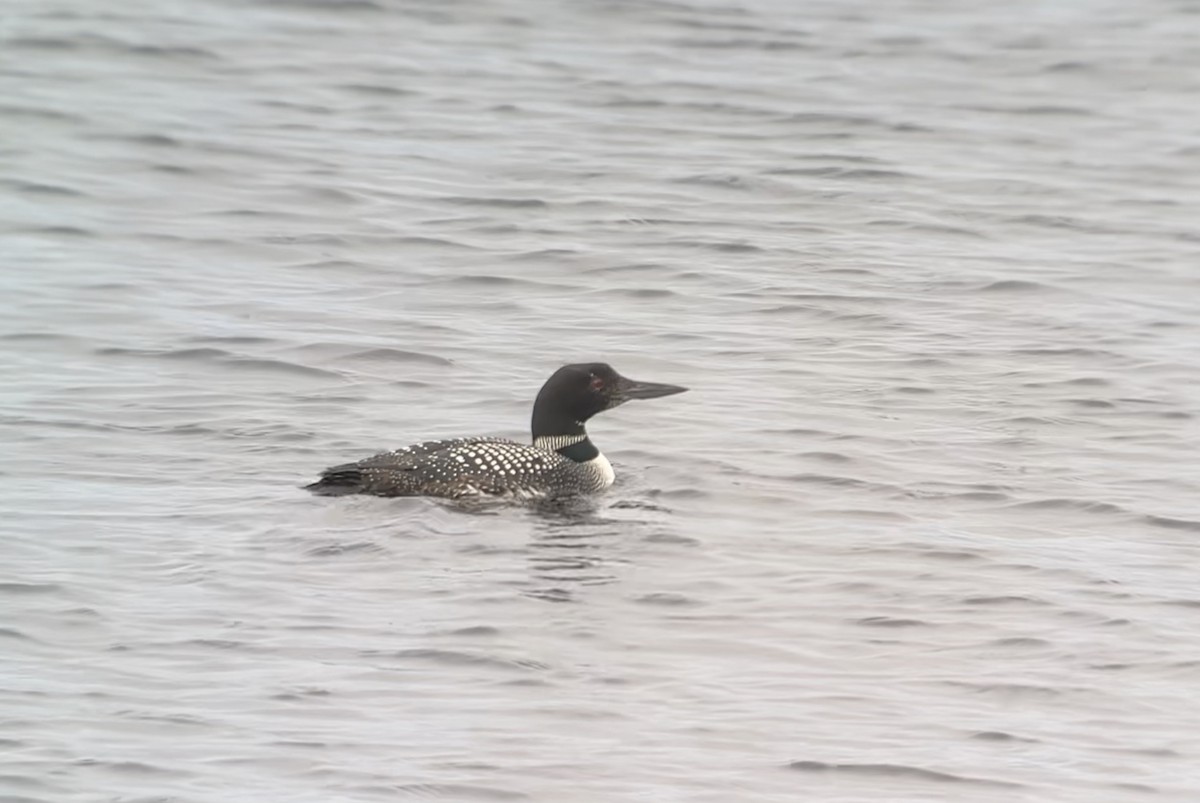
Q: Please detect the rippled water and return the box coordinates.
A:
[4,0,1200,800]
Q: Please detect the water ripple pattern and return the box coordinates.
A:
[3,0,1199,801]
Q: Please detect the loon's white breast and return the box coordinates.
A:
[585,451,615,488]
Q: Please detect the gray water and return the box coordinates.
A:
[4,0,1200,800]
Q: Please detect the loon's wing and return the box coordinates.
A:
[304,437,570,498]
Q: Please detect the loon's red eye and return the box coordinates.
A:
[590,375,605,391]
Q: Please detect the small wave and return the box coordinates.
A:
[940,489,1008,501]
[1113,782,1160,794]
[444,196,547,208]
[185,638,247,650]
[270,687,332,700]
[962,595,1045,606]
[28,225,93,237]
[780,111,883,127]
[271,739,329,750]
[306,541,387,557]
[635,592,699,607]
[921,548,988,562]
[671,37,811,52]
[1145,515,1200,533]
[856,616,928,628]
[95,345,340,378]
[1069,398,1115,409]
[640,532,699,546]
[441,625,502,637]
[395,235,485,250]
[767,166,910,180]
[999,415,1064,426]
[263,233,349,246]
[1158,599,1200,610]
[830,509,911,522]
[211,208,272,218]
[338,83,418,96]
[0,332,78,342]
[1112,746,1181,758]
[228,358,332,377]
[165,423,220,436]
[979,279,1051,292]
[301,185,362,203]
[863,220,983,237]
[799,451,853,463]
[969,730,1040,743]
[944,680,1061,699]
[185,335,278,346]
[0,582,62,595]
[0,773,54,793]
[392,783,527,801]
[763,427,845,437]
[1015,105,1093,116]
[441,274,538,288]
[257,99,333,114]
[0,103,87,122]
[1045,60,1091,72]
[8,36,80,50]
[6,180,87,197]
[96,346,227,359]
[674,172,755,190]
[1012,347,1115,357]
[522,587,573,604]
[683,100,783,117]
[990,637,1051,647]
[691,240,764,253]
[785,760,1020,788]
[786,473,902,495]
[126,44,217,59]
[591,287,680,300]
[345,348,453,366]
[363,648,549,672]
[1010,498,1125,515]
[1012,213,1097,231]
[124,711,210,727]
[510,247,582,262]
[645,487,708,501]
[102,760,183,776]
[0,627,36,641]
[122,132,184,147]
[261,0,384,9]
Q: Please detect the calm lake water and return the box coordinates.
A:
[3,0,1200,800]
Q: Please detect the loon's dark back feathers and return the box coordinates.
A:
[305,436,592,498]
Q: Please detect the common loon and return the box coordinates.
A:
[305,362,687,499]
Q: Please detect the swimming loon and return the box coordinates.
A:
[305,362,687,499]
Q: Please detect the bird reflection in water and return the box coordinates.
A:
[438,493,677,603]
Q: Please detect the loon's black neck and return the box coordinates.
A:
[532,430,600,463]
[531,415,599,464]
[530,379,604,463]
[549,436,599,463]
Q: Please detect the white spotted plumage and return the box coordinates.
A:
[313,436,614,499]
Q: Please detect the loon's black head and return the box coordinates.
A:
[531,362,687,438]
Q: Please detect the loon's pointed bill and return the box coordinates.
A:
[306,361,687,500]
[618,376,688,401]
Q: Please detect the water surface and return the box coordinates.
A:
[3,0,1200,800]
